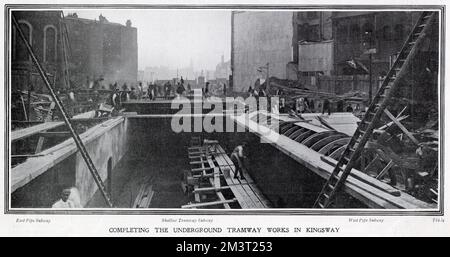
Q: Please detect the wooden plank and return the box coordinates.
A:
[215,190,231,209]
[213,152,257,208]
[377,115,409,131]
[193,186,231,193]
[137,187,154,208]
[211,150,260,208]
[204,155,230,209]
[11,117,125,192]
[38,131,71,137]
[190,160,209,165]
[11,154,45,158]
[205,153,247,208]
[193,185,201,202]
[181,198,237,208]
[12,121,64,141]
[215,145,271,207]
[376,160,395,180]
[35,136,45,154]
[214,167,220,189]
[191,167,213,172]
[133,184,147,208]
[384,109,419,145]
[321,156,400,197]
[192,173,223,179]
[234,114,434,209]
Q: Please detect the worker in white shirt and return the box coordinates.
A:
[52,188,75,208]
[230,142,248,180]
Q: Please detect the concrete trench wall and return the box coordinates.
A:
[122,116,347,208]
[11,156,76,208]
[11,118,129,208]
[76,119,128,207]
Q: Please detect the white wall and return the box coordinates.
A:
[233,12,294,92]
[298,41,334,75]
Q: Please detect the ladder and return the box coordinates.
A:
[12,15,114,207]
[313,11,436,208]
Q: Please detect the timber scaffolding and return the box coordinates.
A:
[233,111,435,209]
[182,137,271,209]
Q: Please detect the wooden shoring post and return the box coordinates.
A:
[384,109,419,145]
[376,160,395,180]
[181,198,237,208]
[35,136,45,154]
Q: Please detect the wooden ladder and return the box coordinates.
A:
[313,11,436,208]
[13,15,114,207]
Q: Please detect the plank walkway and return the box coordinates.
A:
[182,141,270,209]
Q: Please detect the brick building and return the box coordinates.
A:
[64,13,138,88]
[332,11,422,77]
[231,11,438,94]
[11,11,66,93]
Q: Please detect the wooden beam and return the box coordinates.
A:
[193,186,231,193]
[376,160,395,180]
[384,109,419,145]
[38,131,71,137]
[214,167,221,189]
[234,114,434,208]
[191,167,213,172]
[11,154,46,158]
[12,121,64,141]
[321,156,400,197]
[11,117,124,192]
[190,160,209,165]
[376,115,409,131]
[192,173,224,179]
[35,136,45,154]
[181,198,237,208]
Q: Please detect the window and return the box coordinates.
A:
[362,22,374,45]
[350,24,360,41]
[306,12,319,19]
[337,24,349,42]
[44,25,57,63]
[310,24,320,41]
[382,25,392,41]
[13,20,32,61]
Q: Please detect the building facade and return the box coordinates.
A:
[11,11,66,93]
[332,11,421,77]
[231,11,295,92]
[231,11,432,93]
[64,13,138,88]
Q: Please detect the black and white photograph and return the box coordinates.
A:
[1,0,448,237]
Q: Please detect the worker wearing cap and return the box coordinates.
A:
[230,142,248,180]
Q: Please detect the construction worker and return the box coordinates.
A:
[164,82,171,99]
[322,98,331,115]
[147,83,154,100]
[296,97,305,114]
[204,82,210,98]
[120,83,129,103]
[247,86,253,97]
[52,188,75,208]
[129,86,138,100]
[176,82,185,98]
[231,142,248,180]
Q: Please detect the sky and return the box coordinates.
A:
[65,9,231,71]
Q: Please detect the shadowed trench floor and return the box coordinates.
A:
[108,148,190,208]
